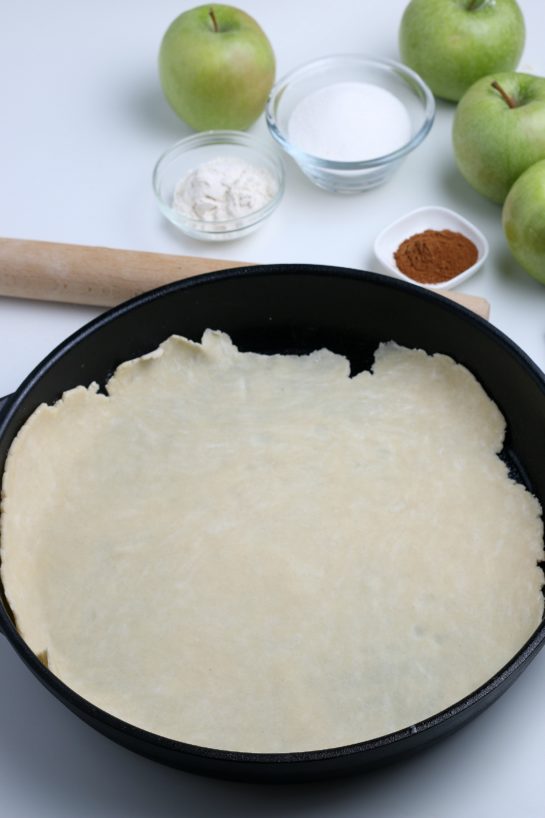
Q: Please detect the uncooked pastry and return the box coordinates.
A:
[1,331,543,752]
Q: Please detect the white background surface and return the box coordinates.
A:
[1,1,545,815]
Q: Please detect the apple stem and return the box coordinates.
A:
[209,7,219,32]
[491,80,517,109]
[466,0,489,9]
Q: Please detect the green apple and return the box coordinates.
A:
[159,5,275,131]
[453,72,545,204]
[399,0,525,102]
[502,159,545,283]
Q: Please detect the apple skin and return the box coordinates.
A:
[159,5,275,131]
[399,0,525,102]
[452,72,545,204]
[502,159,545,283]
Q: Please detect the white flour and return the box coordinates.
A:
[288,81,412,162]
[173,157,277,222]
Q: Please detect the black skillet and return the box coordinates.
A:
[1,264,544,782]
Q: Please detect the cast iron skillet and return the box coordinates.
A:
[1,264,545,783]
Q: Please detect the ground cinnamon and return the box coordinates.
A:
[394,229,478,284]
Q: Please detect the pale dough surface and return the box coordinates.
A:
[1,331,543,752]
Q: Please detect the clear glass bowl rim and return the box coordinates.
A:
[152,129,286,229]
[265,54,436,170]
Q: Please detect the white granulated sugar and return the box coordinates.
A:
[173,156,277,222]
[288,81,413,162]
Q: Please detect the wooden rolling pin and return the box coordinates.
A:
[0,237,490,319]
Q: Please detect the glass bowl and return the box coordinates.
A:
[266,55,435,194]
[153,130,285,241]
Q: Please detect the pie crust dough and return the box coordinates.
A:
[1,331,543,752]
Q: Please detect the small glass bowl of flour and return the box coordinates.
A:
[153,131,285,241]
[266,55,435,194]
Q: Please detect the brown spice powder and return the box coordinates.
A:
[394,229,479,284]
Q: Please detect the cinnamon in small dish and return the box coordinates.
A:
[394,229,478,285]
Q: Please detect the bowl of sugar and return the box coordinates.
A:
[266,54,435,194]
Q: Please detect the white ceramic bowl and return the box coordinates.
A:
[153,130,285,241]
[374,206,489,290]
[266,54,435,194]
